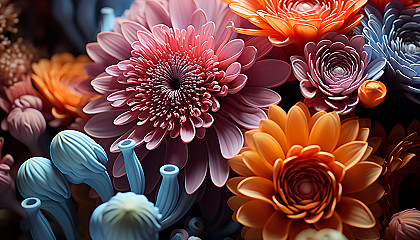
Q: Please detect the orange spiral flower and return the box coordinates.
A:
[228,102,384,240]
[31,53,97,127]
[221,0,367,48]
[358,80,387,108]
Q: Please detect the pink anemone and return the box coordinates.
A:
[83,0,291,194]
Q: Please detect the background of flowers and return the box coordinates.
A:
[0,0,420,239]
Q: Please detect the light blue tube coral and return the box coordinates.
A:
[90,192,161,240]
[118,139,145,194]
[17,157,77,240]
[156,164,180,219]
[50,130,113,202]
[22,197,56,240]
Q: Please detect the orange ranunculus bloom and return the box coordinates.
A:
[221,0,367,48]
[358,80,387,108]
[228,102,384,240]
[31,53,96,126]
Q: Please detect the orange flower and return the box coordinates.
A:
[228,102,384,240]
[31,53,97,126]
[221,0,367,48]
[358,80,387,108]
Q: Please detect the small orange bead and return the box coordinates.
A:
[358,80,387,108]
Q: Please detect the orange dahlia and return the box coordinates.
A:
[228,102,384,240]
[221,0,367,48]
[31,53,97,127]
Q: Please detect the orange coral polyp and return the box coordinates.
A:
[223,0,367,47]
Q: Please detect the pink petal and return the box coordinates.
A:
[205,127,229,187]
[185,140,208,194]
[221,96,267,129]
[84,110,134,138]
[212,113,244,159]
[114,110,138,125]
[227,74,248,94]
[83,95,115,114]
[109,121,155,152]
[86,42,119,66]
[97,32,132,60]
[169,0,197,30]
[121,20,150,44]
[91,75,123,93]
[245,59,291,88]
[245,36,273,60]
[237,46,257,72]
[195,0,219,23]
[220,62,241,85]
[145,128,168,150]
[300,80,317,98]
[180,119,196,143]
[165,137,188,169]
[84,62,105,78]
[217,39,244,70]
[236,87,281,107]
[190,9,207,34]
[290,56,309,82]
[145,1,171,30]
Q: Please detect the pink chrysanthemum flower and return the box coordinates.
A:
[83,0,291,194]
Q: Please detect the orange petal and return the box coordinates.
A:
[314,212,343,232]
[244,227,263,240]
[259,119,288,154]
[227,177,247,196]
[356,128,370,141]
[361,146,373,161]
[268,105,287,131]
[336,197,376,229]
[263,211,292,240]
[293,23,318,41]
[245,129,261,150]
[242,150,274,179]
[341,161,382,194]
[264,15,293,36]
[268,34,292,47]
[237,200,275,228]
[286,105,309,148]
[346,182,384,205]
[229,154,255,177]
[333,141,368,169]
[238,176,275,203]
[347,225,380,240]
[286,145,303,158]
[228,196,250,211]
[304,211,324,224]
[337,119,359,148]
[308,112,340,152]
[253,132,285,164]
[309,111,326,132]
[299,145,321,158]
[295,102,311,121]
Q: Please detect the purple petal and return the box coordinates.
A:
[146,0,171,30]
[180,119,195,143]
[121,20,150,44]
[237,46,257,72]
[227,74,248,94]
[190,9,208,34]
[245,59,291,88]
[212,113,243,159]
[97,32,131,60]
[86,43,119,66]
[245,36,273,60]
[165,137,188,169]
[185,140,208,194]
[221,96,267,129]
[290,56,310,82]
[235,87,281,107]
[83,95,114,114]
[169,0,197,30]
[217,39,244,70]
[205,127,229,187]
[91,75,123,93]
[300,80,317,98]
[84,110,134,138]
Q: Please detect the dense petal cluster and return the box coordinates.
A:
[31,53,96,127]
[228,102,383,239]
[221,0,366,48]
[291,33,386,114]
[83,0,291,193]
[362,1,420,103]
[383,208,420,240]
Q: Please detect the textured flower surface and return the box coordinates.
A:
[358,80,387,108]
[291,32,386,114]
[220,0,366,48]
[383,208,420,240]
[83,0,291,193]
[31,53,96,127]
[227,102,384,240]
[296,228,348,240]
[362,1,420,103]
